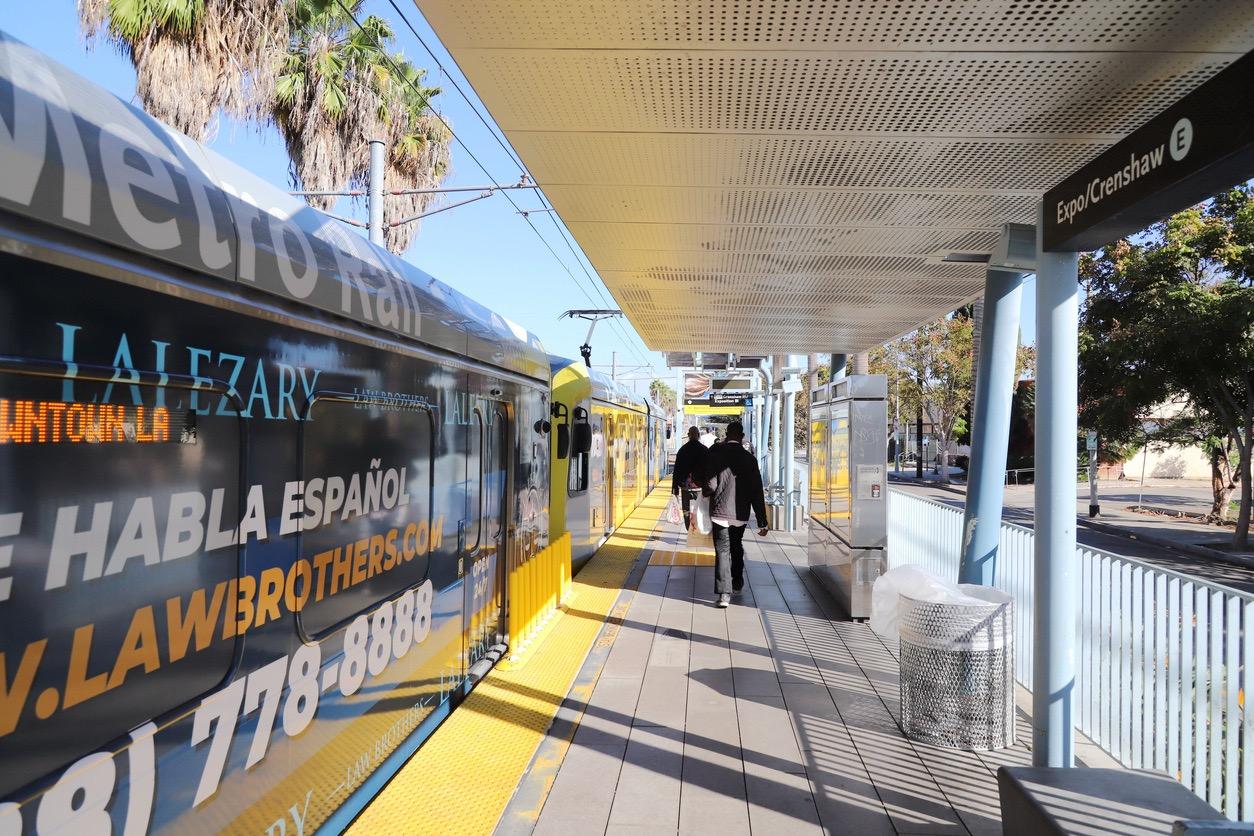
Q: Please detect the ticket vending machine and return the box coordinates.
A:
[808,375,888,618]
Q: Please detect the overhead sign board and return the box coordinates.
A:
[685,393,750,408]
[683,374,753,399]
[1042,51,1254,253]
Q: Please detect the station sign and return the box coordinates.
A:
[1042,50,1254,252]
[684,393,750,407]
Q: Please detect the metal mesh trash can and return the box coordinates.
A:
[898,586,1014,750]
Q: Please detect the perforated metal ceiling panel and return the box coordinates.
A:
[414,0,1254,354]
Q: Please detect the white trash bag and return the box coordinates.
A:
[869,565,990,644]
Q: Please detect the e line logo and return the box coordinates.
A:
[1170,117,1193,162]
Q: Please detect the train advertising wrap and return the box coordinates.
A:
[0,252,544,834]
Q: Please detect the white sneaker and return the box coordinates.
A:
[716,594,731,608]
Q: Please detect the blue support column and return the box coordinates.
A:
[1032,204,1080,768]
[957,267,1026,586]
[831,353,847,379]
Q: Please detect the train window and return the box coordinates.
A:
[0,361,242,798]
[568,407,590,495]
[297,393,434,639]
[552,402,570,460]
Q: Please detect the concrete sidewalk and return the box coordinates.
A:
[890,476,1254,593]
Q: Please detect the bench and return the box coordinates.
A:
[997,766,1251,835]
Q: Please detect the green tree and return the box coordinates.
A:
[873,315,974,484]
[79,0,286,142]
[648,379,676,413]
[79,0,452,254]
[274,0,451,253]
[1080,188,1254,547]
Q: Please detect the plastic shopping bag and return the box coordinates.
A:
[686,497,714,550]
[693,494,712,535]
[665,493,683,526]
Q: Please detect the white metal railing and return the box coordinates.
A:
[888,488,1254,821]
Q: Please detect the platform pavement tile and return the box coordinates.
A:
[570,675,642,748]
[779,682,896,835]
[743,761,824,835]
[532,742,627,836]
[634,667,690,729]
[735,695,807,773]
[677,745,751,836]
[606,724,684,832]
[828,687,967,834]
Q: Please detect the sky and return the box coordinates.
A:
[5,1,670,389]
[6,3,1037,377]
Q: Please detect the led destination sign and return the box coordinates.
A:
[0,399,174,444]
[1042,50,1254,252]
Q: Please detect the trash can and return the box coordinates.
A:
[898,585,1014,750]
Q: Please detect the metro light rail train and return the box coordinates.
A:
[0,33,669,835]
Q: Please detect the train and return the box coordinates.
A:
[0,32,668,835]
[549,357,669,573]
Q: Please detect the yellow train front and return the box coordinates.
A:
[548,357,669,572]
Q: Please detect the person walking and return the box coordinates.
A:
[702,421,768,608]
[671,426,710,529]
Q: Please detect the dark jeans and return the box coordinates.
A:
[712,522,745,595]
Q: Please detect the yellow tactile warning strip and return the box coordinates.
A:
[650,512,715,566]
[649,548,714,566]
[345,488,670,836]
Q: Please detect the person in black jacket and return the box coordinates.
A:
[702,421,768,607]
[671,426,709,528]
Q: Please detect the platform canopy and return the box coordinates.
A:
[414,0,1254,354]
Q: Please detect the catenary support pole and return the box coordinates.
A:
[783,378,797,531]
[769,356,786,488]
[368,139,385,246]
[958,266,1027,585]
[754,368,770,478]
[770,390,781,489]
[1033,204,1080,768]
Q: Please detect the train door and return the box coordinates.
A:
[464,402,509,666]
[486,405,510,647]
[604,413,617,530]
[589,410,607,538]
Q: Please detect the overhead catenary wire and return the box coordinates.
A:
[379,0,655,370]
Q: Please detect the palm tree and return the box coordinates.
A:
[80,0,452,254]
[272,0,392,212]
[271,0,452,249]
[78,0,287,141]
[377,59,451,253]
